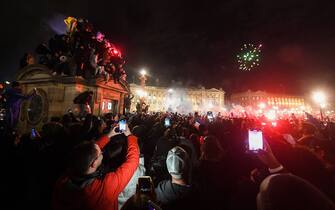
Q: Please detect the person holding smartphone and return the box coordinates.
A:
[121,176,162,210]
[119,119,127,132]
[53,123,140,210]
[248,134,288,186]
[164,118,171,127]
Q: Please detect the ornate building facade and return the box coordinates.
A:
[129,83,225,113]
[230,90,305,108]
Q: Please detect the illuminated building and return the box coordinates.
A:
[129,83,225,113]
[230,90,305,109]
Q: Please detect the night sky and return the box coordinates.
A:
[1,0,335,96]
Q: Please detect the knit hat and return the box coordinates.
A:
[166,146,189,179]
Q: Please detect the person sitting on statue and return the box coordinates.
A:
[54,55,70,76]
[35,43,53,67]
[120,69,127,81]
[19,53,35,68]
[89,48,99,75]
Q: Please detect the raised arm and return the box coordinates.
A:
[104,125,139,196]
[96,125,126,149]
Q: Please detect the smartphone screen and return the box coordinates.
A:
[248,130,263,151]
[164,118,170,127]
[31,128,36,138]
[138,176,153,193]
[194,121,200,129]
[119,120,126,131]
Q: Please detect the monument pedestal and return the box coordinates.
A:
[16,64,129,132]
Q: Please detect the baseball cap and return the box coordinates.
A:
[166,146,189,179]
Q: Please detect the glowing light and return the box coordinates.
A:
[5,81,10,84]
[265,110,277,121]
[140,69,147,76]
[271,121,277,127]
[112,49,119,55]
[168,88,174,93]
[136,89,147,98]
[258,103,266,109]
[312,91,326,105]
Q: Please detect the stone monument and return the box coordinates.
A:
[16,64,129,132]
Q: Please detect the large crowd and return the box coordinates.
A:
[20,17,126,83]
[1,107,335,210]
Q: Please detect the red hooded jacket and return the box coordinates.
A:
[53,135,139,210]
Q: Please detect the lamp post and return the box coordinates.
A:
[139,69,147,88]
[137,69,148,113]
[312,91,326,120]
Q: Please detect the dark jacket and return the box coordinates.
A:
[155,180,192,210]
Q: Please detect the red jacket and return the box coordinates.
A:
[53,135,139,210]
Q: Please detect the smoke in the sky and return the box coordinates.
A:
[46,14,67,35]
[164,88,193,114]
[162,87,227,114]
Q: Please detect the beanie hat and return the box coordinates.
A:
[166,146,189,179]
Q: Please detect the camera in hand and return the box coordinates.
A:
[118,119,126,132]
[164,117,171,127]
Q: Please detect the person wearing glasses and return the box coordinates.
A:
[53,124,139,210]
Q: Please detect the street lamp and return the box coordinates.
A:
[139,69,147,88]
[312,91,326,120]
[140,69,147,76]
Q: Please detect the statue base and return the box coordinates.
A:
[15,64,129,132]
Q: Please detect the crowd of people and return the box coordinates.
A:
[1,107,335,210]
[20,16,127,83]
